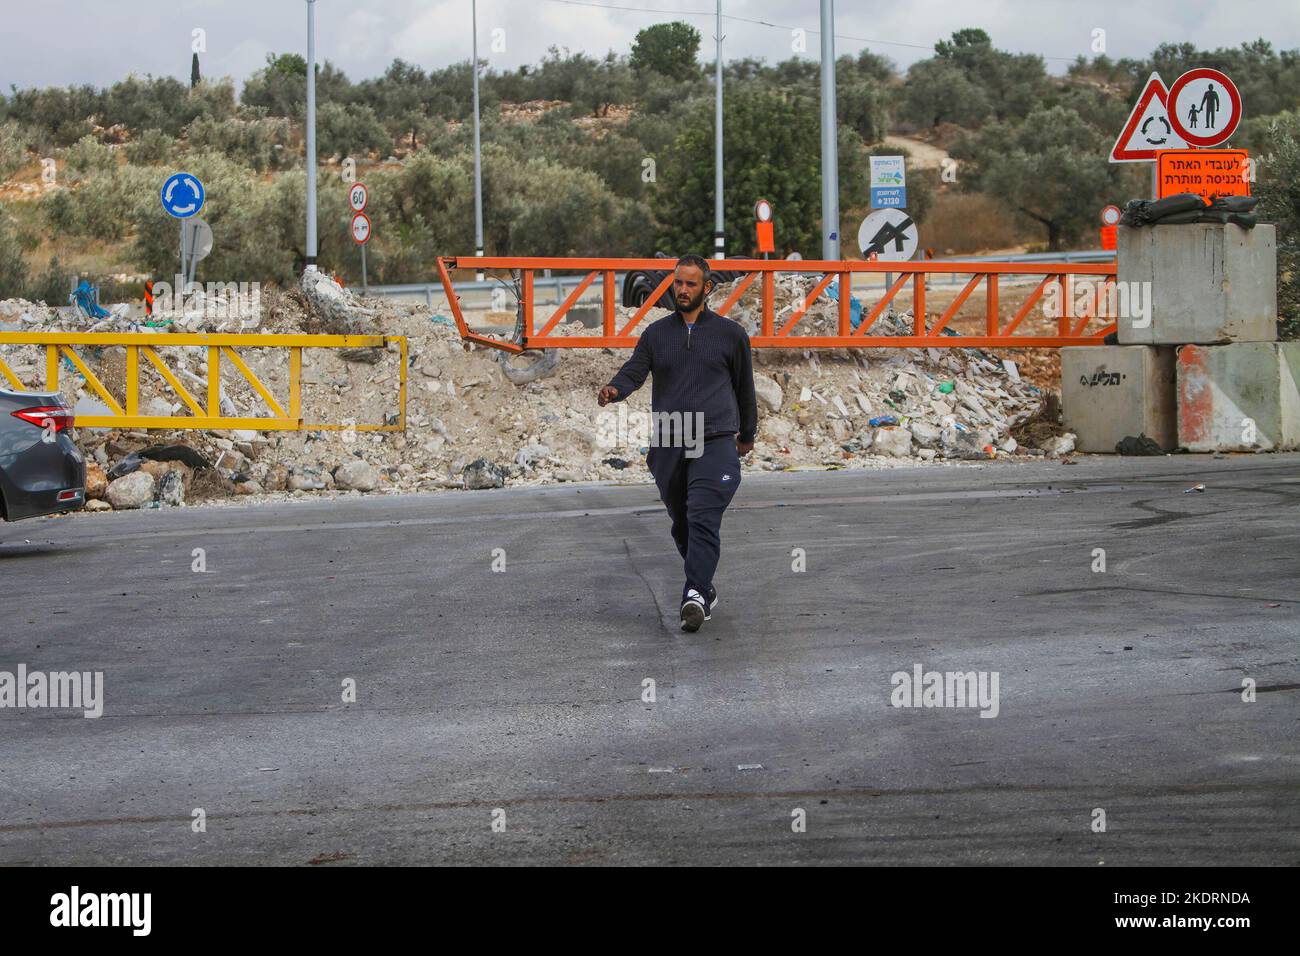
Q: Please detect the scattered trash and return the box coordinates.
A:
[1183,483,1206,493]
[736,763,764,771]
[1042,433,1077,457]
[69,280,112,321]
[158,470,185,507]
[825,276,864,329]
[937,381,956,394]
[462,458,507,490]
[868,415,898,428]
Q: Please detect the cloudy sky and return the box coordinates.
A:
[2,0,1296,91]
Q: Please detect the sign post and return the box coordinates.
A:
[348,183,370,293]
[350,213,372,291]
[161,172,205,301]
[1110,73,1190,198]
[1154,149,1250,201]
[858,208,919,261]
[182,218,213,286]
[1166,68,1242,148]
[1110,73,1188,164]
[869,156,907,209]
[754,199,775,258]
[1099,205,1121,251]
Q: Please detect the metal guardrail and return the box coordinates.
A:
[0,332,408,431]
[364,249,1116,305]
[433,256,1119,352]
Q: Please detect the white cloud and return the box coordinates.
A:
[1,0,1295,90]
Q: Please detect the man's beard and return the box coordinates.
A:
[676,287,706,313]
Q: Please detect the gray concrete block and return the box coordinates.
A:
[1117,223,1277,345]
[1177,342,1300,451]
[1062,345,1178,453]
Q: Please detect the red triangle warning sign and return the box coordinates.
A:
[1110,72,1190,163]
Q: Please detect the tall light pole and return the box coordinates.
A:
[713,1,724,260]
[472,0,485,280]
[819,0,840,260]
[305,0,318,271]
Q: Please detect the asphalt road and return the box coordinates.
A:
[1,454,1297,865]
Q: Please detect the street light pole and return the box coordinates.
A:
[472,0,485,280]
[305,0,318,271]
[713,0,724,260]
[819,0,840,260]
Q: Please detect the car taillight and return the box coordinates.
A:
[11,405,75,432]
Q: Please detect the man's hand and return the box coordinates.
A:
[597,385,619,406]
[736,439,754,456]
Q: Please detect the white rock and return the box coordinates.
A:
[1043,433,1076,457]
[753,375,784,413]
[872,427,913,457]
[288,473,326,492]
[105,472,155,509]
[333,459,380,491]
[910,422,942,447]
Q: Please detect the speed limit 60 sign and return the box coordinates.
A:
[348,183,368,212]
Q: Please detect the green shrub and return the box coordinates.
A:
[126,128,178,166]
[1253,111,1300,337]
[184,115,293,172]
[0,121,32,181]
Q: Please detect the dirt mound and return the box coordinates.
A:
[1,272,1070,510]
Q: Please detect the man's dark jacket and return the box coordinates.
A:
[605,306,758,444]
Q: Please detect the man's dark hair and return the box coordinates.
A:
[675,254,712,287]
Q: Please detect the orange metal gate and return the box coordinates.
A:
[435,256,1118,353]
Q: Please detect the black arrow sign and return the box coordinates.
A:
[865,215,915,256]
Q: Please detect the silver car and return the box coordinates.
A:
[0,388,85,522]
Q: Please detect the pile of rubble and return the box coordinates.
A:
[0,271,1076,512]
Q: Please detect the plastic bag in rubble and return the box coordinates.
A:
[826,277,864,330]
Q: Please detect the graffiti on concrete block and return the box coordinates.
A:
[1080,370,1126,387]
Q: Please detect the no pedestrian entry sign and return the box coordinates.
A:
[1167,68,1242,148]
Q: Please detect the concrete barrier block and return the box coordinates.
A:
[1117,223,1277,345]
[1177,343,1300,451]
[1062,345,1177,452]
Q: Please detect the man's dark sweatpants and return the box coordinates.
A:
[647,435,742,603]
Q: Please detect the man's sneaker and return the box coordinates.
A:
[705,586,718,618]
[680,589,708,632]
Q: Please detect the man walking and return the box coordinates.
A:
[597,254,758,633]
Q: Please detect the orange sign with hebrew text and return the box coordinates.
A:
[1155,149,1249,201]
